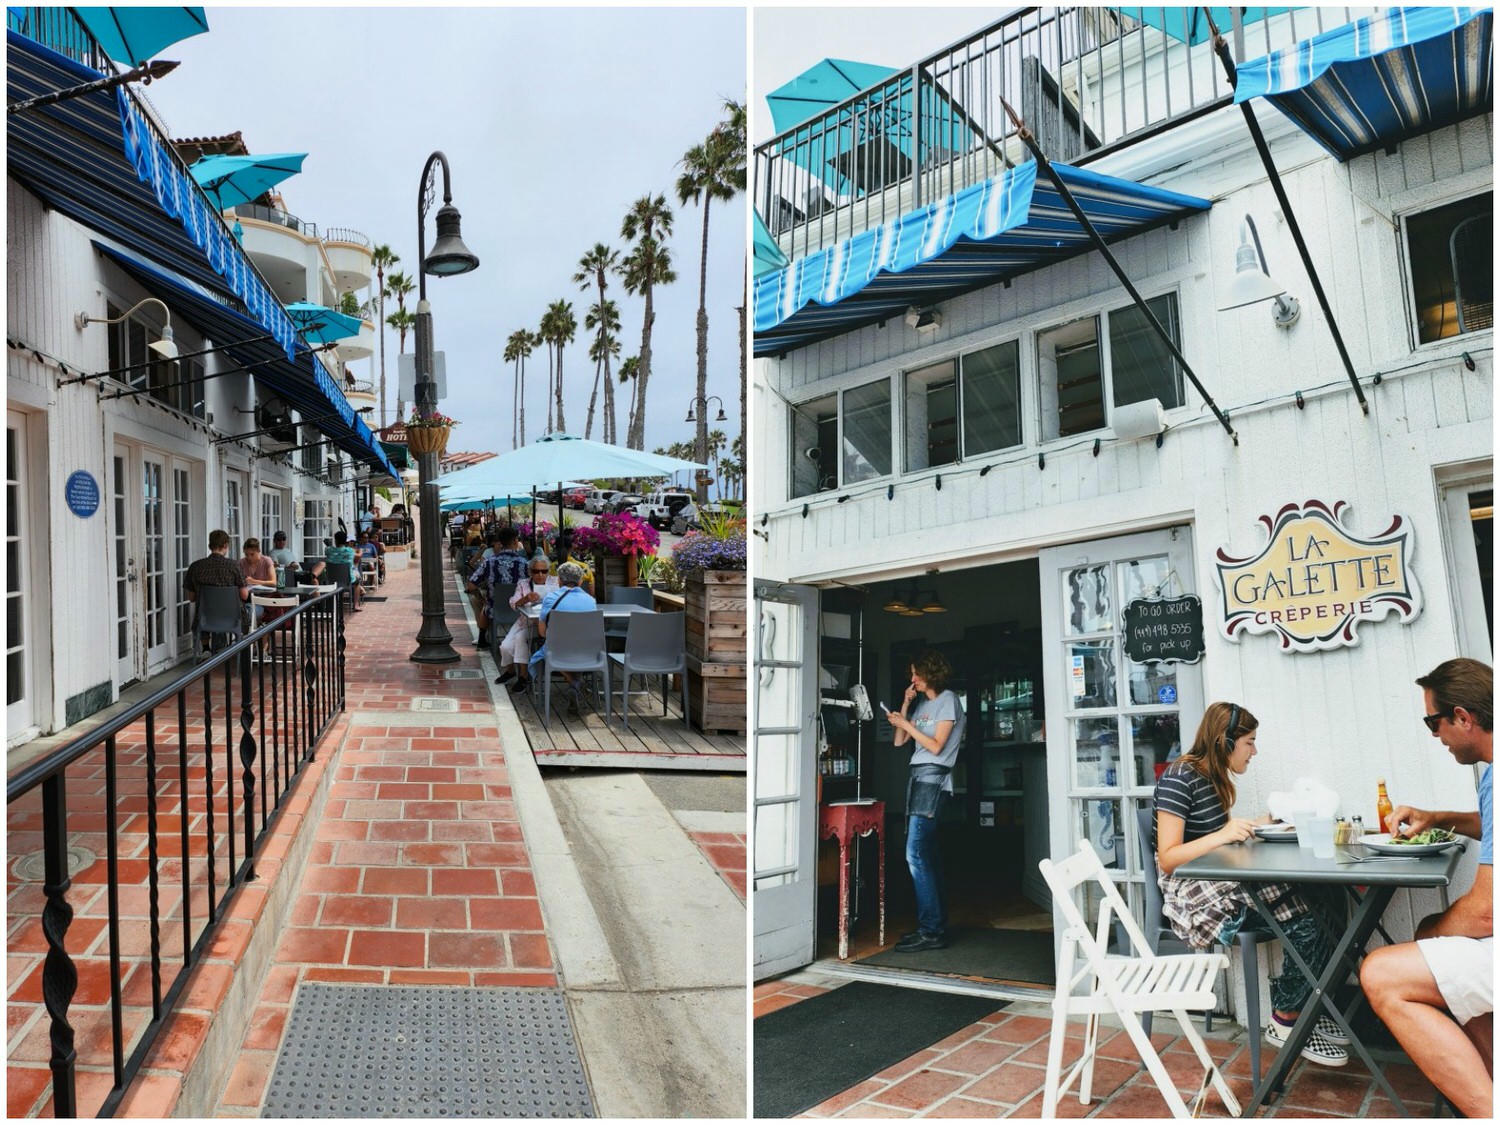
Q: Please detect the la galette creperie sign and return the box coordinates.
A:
[1215,499,1421,652]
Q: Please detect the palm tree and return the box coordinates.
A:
[584,299,620,442]
[706,427,728,501]
[542,299,577,435]
[619,194,675,449]
[677,121,742,500]
[504,329,534,450]
[618,354,641,442]
[573,243,620,443]
[370,244,399,428]
[385,309,416,422]
[716,99,749,458]
[385,270,415,418]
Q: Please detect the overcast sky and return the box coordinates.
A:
[147,6,747,457]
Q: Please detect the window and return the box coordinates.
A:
[1038,294,1184,441]
[1407,193,1492,344]
[301,427,321,472]
[904,360,958,472]
[789,379,892,497]
[1039,315,1103,440]
[224,477,242,558]
[902,340,1024,471]
[302,498,333,560]
[1110,293,1183,411]
[106,302,190,411]
[174,468,192,638]
[261,487,284,545]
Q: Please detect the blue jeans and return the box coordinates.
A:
[906,813,946,938]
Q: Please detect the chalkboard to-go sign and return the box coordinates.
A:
[1123,595,1205,665]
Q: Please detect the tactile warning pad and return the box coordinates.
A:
[264,984,595,1117]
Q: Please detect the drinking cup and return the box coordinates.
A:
[1304,815,1336,859]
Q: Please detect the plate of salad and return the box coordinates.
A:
[1357,828,1463,856]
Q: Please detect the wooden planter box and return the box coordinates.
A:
[590,552,638,603]
[684,568,746,734]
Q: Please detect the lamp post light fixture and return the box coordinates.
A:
[685,394,727,504]
[76,297,180,360]
[410,150,479,665]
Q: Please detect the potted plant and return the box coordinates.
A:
[671,512,747,733]
[405,411,458,456]
[572,511,660,600]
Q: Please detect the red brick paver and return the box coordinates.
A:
[690,829,747,901]
[759,981,1438,1118]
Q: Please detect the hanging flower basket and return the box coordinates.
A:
[405,425,451,456]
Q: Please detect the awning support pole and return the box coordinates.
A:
[1205,10,1369,415]
[57,333,276,387]
[7,59,178,116]
[1000,100,1239,445]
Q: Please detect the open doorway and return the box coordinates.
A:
[814,559,1053,987]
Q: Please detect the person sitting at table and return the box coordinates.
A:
[1359,659,1492,1119]
[269,531,298,587]
[240,538,279,629]
[1154,701,1349,1067]
[527,561,597,717]
[302,558,328,585]
[495,558,554,693]
[466,528,528,648]
[325,530,362,611]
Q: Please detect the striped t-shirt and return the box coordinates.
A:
[1151,762,1228,852]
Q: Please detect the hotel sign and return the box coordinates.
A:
[1215,500,1421,652]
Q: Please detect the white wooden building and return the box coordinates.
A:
[750,6,1493,1019]
[6,16,391,745]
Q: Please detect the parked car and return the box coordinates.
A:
[610,492,644,514]
[671,501,727,536]
[637,489,695,530]
[584,489,620,514]
[564,486,589,509]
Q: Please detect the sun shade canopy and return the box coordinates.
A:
[71,6,209,66]
[189,151,306,210]
[95,241,399,481]
[439,433,704,496]
[753,161,1211,357]
[7,30,299,359]
[1110,6,1297,47]
[1233,6,1492,161]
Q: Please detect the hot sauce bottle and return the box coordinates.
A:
[1376,779,1393,835]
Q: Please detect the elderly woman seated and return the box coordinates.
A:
[526,561,598,716]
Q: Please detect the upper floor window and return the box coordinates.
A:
[789,377,892,498]
[106,301,202,416]
[904,340,1022,472]
[1407,192,1492,344]
[1038,292,1182,441]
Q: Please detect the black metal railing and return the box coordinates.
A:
[323,226,371,249]
[6,7,111,70]
[755,5,1380,260]
[6,593,346,1117]
[232,202,318,239]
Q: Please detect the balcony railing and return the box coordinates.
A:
[6,7,110,70]
[234,202,318,240]
[344,378,376,396]
[7,595,345,1117]
[323,227,371,249]
[755,5,1379,261]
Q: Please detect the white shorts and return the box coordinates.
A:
[1417,935,1494,1025]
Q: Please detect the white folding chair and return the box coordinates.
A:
[1038,842,1241,1119]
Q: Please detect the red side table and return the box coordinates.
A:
[818,800,885,960]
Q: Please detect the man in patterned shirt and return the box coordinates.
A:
[466,527,528,647]
[184,529,249,649]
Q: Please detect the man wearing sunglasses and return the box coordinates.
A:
[1360,658,1492,1119]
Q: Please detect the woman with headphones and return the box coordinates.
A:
[1152,702,1349,1068]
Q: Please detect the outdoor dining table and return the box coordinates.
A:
[517,602,655,622]
[1178,836,1469,1117]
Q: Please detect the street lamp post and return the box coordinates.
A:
[410,151,479,665]
[684,394,727,503]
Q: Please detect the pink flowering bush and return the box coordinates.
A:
[517,520,557,549]
[573,511,660,557]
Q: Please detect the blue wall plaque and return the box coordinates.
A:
[65,470,100,518]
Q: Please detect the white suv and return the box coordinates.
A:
[584,489,620,514]
[637,490,694,530]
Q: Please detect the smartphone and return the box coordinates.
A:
[879,701,891,714]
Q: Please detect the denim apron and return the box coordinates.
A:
[905,761,952,819]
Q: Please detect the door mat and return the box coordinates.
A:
[263,984,594,1117]
[857,927,1056,985]
[753,981,1004,1118]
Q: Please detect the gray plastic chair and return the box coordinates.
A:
[194,585,245,657]
[609,611,687,730]
[1136,805,1270,1080]
[605,585,655,643]
[488,581,518,663]
[541,609,610,729]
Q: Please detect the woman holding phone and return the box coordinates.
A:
[884,649,965,953]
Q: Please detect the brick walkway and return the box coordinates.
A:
[689,829,747,901]
[754,976,1440,1118]
[205,561,555,1114]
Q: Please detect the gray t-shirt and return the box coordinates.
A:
[907,689,965,791]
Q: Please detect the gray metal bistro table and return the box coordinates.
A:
[1178,838,1468,1117]
[518,602,654,623]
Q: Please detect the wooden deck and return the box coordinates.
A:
[506,675,746,772]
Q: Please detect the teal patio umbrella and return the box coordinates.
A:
[73,6,209,66]
[1111,7,1298,47]
[190,152,307,212]
[285,302,363,346]
[766,58,977,198]
[753,211,788,277]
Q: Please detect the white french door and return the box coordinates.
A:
[7,413,34,733]
[112,443,140,685]
[1039,527,1204,939]
[141,453,171,670]
[1439,474,1493,662]
[114,444,193,683]
[224,469,246,559]
[752,579,821,979]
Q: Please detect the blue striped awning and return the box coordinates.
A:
[1234,7,1492,161]
[7,29,298,358]
[94,243,399,481]
[753,161,1211,357]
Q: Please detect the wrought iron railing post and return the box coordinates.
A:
[303,600,319,758]
[238,646,257,880]
[40,773,77,1117]
[144,710,163,1018]
[337,597,347,713]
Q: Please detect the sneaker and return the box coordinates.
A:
[509,678,530,694]
[893,932,947,953]
[496,668,516,685]
[1314,1016,1351,1046]
[1265,1018,1348,1067]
